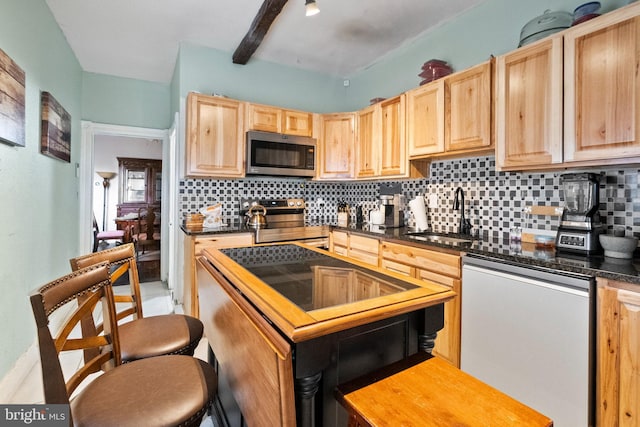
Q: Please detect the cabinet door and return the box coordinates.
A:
[597,280,640,427]
[356,104,379,178]
[186,93,245,177]
[380,95,407,176]
[283,110,313,137]
[247,103,282,133]
[495,37,564,170]
[319,113,355,179]
[312,266,353,307]
[564,12,640,162]
[348,234,379,267]
[445,61,492,153]
[407,80,445,157]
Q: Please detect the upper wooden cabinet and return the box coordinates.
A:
[497,3,640,170]
[564,9,640,163]
[318,113,356,180]
[246,103,314,137]
[495,36,564,170]
[407,60,492,159]
[356,95,407,179]
[407,79,445,157]
[186,93,245,178]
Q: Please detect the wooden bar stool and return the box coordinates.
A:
[336,352,553,427]
[70,243,203,363]
[29,262,218,427]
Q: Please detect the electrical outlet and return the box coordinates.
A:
[428,194,438,209]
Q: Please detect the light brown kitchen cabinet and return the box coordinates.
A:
[318,113,356,180]
[445,61,492,153]
[186,93,245,177]
[495,36,564,170]
[183,232,253,318]
[356,104,378,179]
[246,103,314,137]
[329,231,379,267]
[356,95,407,179]
[497,3,640,170]
[564,8,640,163]
[596,278,640,427]
[407,60,492,159]
[381,241,462,367]
[407,79,445,157]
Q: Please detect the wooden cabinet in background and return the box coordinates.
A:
[596,278,640,427]
[495,36,564,170]
[116,157,162,217]
[246,103,314,137]
[318,113,356,180]
[183,232,253,318]
[186,93,245,177]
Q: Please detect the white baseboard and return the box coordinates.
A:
[0,341,39,403]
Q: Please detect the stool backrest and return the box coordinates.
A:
[29,263,120,404]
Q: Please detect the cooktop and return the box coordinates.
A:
[220,244,418,311]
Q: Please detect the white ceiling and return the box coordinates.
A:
[45,0,485,83]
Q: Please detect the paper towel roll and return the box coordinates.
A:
[409,196,429,231]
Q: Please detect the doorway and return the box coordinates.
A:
[80,122,169,283]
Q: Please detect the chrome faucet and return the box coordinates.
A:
[453,187,472,235]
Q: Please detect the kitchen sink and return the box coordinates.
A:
[404,232,475,245]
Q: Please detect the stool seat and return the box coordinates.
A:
[119,314,203,362]
[336,352,553,427]
[71,355,217,427]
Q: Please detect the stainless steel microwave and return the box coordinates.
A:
[246,131,316,177]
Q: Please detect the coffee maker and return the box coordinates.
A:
[379,183,405,228]
[556,172,603,254]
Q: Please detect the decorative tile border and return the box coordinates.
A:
[180,156,640,240]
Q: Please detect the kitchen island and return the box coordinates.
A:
[196,243,454,427]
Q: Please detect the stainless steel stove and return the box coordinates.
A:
[239,198,329,245]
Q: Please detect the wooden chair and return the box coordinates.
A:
[93,214,124,252]
[70,243,204,363]
[131,206,160,256]
[29,262,218,426]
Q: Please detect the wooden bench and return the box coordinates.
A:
[336,352,553,427]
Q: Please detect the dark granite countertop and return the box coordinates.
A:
[181,221,640,285]
[334,224,640,286]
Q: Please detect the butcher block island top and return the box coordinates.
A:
[200,243,455,343]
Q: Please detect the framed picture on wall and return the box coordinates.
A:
[0,48,26,147]
[40,91,71,163]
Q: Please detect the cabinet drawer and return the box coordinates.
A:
[332,231,349,247]
[381,242,460,278]
[416,269,459,288]
[195,234,253,254]
[333,245,348,256]
[349,235,379,255]
[381,259,413,277]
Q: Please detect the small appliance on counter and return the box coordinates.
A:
[379,183,405,228]
[556,172,604,254]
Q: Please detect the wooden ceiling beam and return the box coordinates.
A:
[233,0,289,65]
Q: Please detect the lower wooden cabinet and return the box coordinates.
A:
[597,278,640,427]
[183,232,253,318]
[381,242,461,367]
[329,231,462,367]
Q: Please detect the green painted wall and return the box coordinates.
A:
[176,43,350,113]
[82,72,171,129]
[344,0,631,110]
[0,0,83,380]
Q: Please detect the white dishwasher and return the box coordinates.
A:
[461,254,594,427]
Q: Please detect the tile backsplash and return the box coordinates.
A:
[180,156,639,240]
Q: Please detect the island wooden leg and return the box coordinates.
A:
[419,303,444,353]
[295,372,322,427]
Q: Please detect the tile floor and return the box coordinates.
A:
[7,280,216,426]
